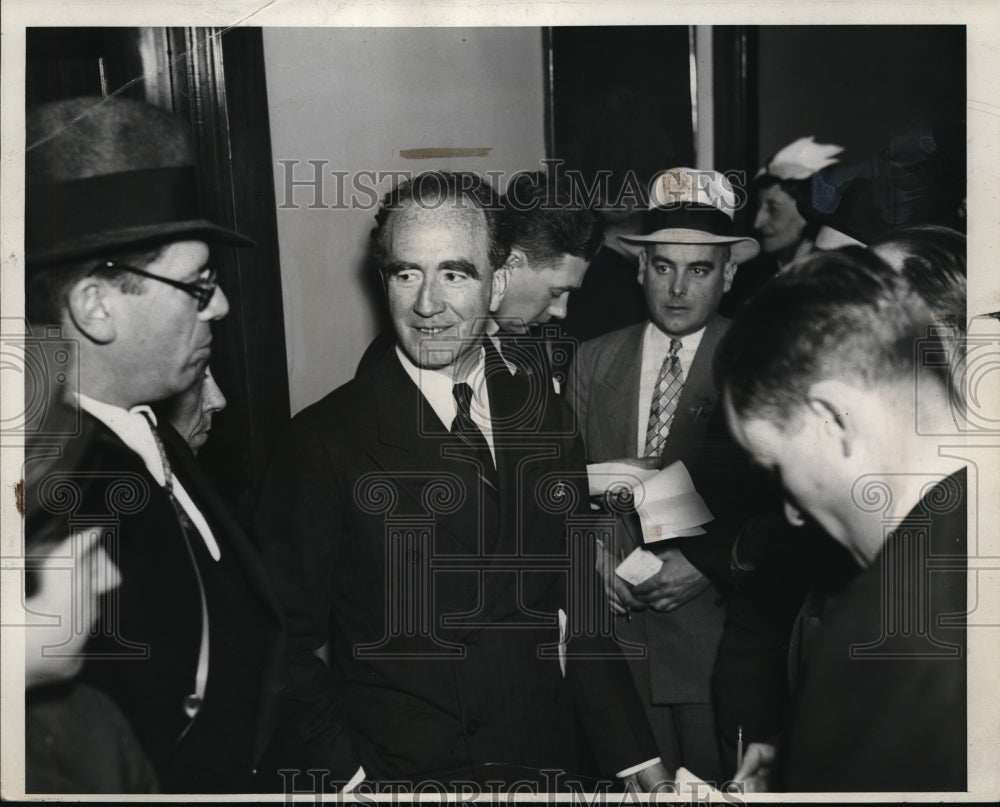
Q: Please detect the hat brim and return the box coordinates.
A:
[27,219,256,266]
[619,229,760,264]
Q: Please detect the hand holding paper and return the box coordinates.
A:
[585,460,714,545]
[631,546,709,612]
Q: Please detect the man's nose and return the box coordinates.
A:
[547,292,570,320]
[200,286,230,321]
[414,276,444,316]
[669,271,687,297]
[753,207,767,231]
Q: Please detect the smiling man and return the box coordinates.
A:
[255,171,667,792]
[566,167,763,782]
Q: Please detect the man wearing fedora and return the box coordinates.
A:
[23,96,284,793]
[566,167,769,782]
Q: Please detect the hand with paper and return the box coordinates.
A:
[586,459,714,544]
[630,546,710,612]
[596,539,647,615]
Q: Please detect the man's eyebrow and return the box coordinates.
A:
[385,260,421,275]
[439,259,479,279]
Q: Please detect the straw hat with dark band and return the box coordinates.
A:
[619,167,759,264]
[26,96,254,265]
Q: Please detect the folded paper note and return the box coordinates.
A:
[586,460,714,544]
[615,547,664,585]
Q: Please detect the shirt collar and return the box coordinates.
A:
[645,322,707,356]
[395,345,490,431]
[75,393,166,486]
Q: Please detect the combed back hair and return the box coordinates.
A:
[25,245,166,329]
[870,224,966,336]
[500,172,604,264]
[717,246,943,428]
[370,171,510,273]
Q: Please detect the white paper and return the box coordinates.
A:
[585,461,658,497]
[614,547,664,585]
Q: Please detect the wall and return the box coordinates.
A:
[263,28,546,414]
[757,25,965,167]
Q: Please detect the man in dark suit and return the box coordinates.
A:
[566,167,763,782]
[23,96,284,793]
[722,248,967,791]
[255,171,667,792]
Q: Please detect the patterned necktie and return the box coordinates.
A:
[452,381,499,493]
[644,337,684,458]
[139,412,210,723]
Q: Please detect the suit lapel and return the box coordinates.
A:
[595,324,644,459]
[367,350,489,555]
[660,315,730,467]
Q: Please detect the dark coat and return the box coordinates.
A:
[782,470,967,791]
[26,409,285,793]
[254,343,657,786]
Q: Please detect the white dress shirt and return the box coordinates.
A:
[635,323,705,457]
[76,393,221,561]
[396,344,514,463]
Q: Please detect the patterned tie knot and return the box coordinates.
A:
[669,337,682,357]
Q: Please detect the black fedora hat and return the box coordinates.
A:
[25,95,254,265]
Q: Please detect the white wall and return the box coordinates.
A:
[263,28,546,414]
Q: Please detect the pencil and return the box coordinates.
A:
[736,724,744,772]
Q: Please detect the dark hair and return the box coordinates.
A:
[870,224,966,336]
[370,171,510,273]
[25,245,164,328]
[500,172,604,264]
[753,174,822,242]
[718,246,943,427]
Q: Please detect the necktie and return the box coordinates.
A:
[452,381,499,493]
[644,337,684,458]
[139,412,210,723]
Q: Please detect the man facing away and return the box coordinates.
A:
[723,248,967,792]
[23,96,285,793]
[255,171,668,791]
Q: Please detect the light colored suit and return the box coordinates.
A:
[566,316,734,776]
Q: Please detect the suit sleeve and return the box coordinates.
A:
[253,415,361,780]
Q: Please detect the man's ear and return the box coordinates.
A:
[66,277,116,344]
[489,265,511,313]
[636,248,647,286]
[806,378,858,458]
[505,248,525,272]
[722,258,738,293]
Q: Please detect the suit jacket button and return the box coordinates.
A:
[465,718,481,735]
[714,596,726,607]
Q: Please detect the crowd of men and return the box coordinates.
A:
[21,96,972,795]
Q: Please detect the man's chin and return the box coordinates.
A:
[402,335,482,371]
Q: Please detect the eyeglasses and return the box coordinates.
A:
[97,261,220,312]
